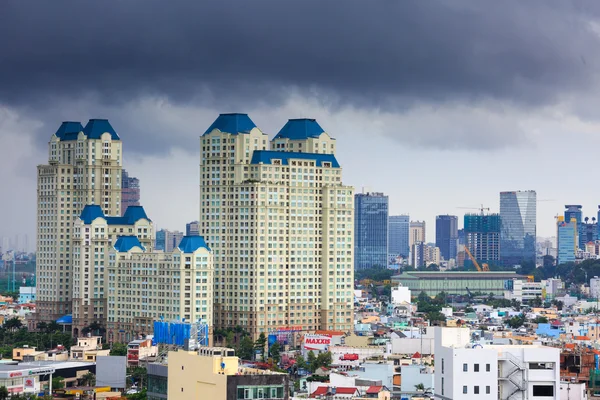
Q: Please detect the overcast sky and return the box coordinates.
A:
[2,0,600,249]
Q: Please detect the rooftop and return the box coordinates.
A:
[204,113,257,135]
[250,150,340,168]
[274,118,328,140]
[393,271,525,280]
[54,119,120,141]
[113,236,145,252]
[178,236,211,253]
[79,205,151,225]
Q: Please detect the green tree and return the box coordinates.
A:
[307,351,317,372]
[80,372,96,386]
[126,389,147,400]
[426,311,446,323]
[129,367,147,389]
[225,331,235,348]
[237,336,254,361]
[269,342,281,364]
[47,321,61,333]
[315,352,332,370]
[36,322,48,332]
[52,376,65,389]
[529,296,543,308]
[254,333,267,361]
[4,317,22,331]
[533,316,548,324]
[507,314,526,329]
[0,386,8,400]
[417,291,430,303]
[296,355,308,371]
[415,383,425,391]
[110,342,128,356]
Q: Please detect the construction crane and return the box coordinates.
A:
[457,204,490,215]
[463,245,490,272]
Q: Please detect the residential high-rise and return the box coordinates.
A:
[557,216,577,265]
[121,169,140,216]
[354,192,389,269]
[388,215,410,258]
[435,215,458,261]
[37,120,123,322]
[464,213,500,265]
[72,205,153,335]
[186,221,200,236]
[499,190,536,266]
[107,235,213,343]
[409,221,426,247]
[199,114,354,337]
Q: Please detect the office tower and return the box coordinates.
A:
[464,213,501,265]
[186,221,200,236]
[580,217,598,248]
[457,229,465,246]
[107,235,213,343]
[121,169,140,216]
[72,205,153,335]
[409,221,426,247]
[37,120,122,322]
[557,216,577,264]
[199,114,354,336]
[388,215,410,258]
[354,192,389,269]
[564,205,582,246]
[436,215,458,261]
[499,190,537,266]
[155,229,184,252]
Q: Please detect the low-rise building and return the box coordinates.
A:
[127,338,157,367]
[18,287,35,304]
[70,336,109,362]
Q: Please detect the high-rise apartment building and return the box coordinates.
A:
[464,213,500,265]
[107,235,213,343]
[186,221,200,236]
[121,169,140,216]
[155,229,184,252]
[499,190,536,266]
[72,205,153,335]
[435,215,458,261]
[388,215,410,258]
[199,114,354,337]
[37,120,122,322]
[409,221,426,247]
[354,192,389,269]
[557,216,577,265]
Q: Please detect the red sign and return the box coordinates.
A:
[9,372,22,378]
[306,338,331,345]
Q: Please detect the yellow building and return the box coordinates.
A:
[107,236,213,343]
[71,205,153,335]
[70,336,110,361]
[37,120,123,323]
[167,348,289,400]
[200,114,354,337]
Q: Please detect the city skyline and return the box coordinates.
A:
[5,2,600,243]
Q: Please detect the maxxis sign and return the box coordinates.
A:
[302,334,331,351]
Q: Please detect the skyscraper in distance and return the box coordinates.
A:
[121,169,140,216]
[388,215,410,258]
[436,215,458,261]
[354,192,389,269]
[409,221,426,247]
[36,119,123,323]
[557,216,577,264]
[464,213,501,265]
[186,221,200,236]
[199,114,354,336]
[499,190,536,266]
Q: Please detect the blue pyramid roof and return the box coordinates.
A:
[203,113,257,135]
[274,119,327,140]
[113,236,145,252]
[178,236,211,253]
[80,205,105,224]
[55,121,84,140]
[105,205,151,225]
[82,119,120,140]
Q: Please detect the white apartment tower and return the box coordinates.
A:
[199,114,354,337]
[37,120,123,322]
[71,204,153,335]
[107,235,214,344]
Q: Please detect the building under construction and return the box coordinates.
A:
[464,213,501,266]
[561,345,600,396]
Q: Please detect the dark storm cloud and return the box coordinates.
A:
[1,0,600,153]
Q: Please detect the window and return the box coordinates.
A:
[486,386,491,394]
[533,385,554,396]
[474,364,480,372]
[463,363,468,372]
[530,362,554,370]
[486,363,491,372]
[463,386,467,394]
[441,358,444,373]
[474,386,479,394]
[441,377,444,395]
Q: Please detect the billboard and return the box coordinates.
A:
[302,334,331,352]
[97,356,126,389]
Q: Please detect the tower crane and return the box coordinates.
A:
[457,204,490,215]
[463,245,490,272]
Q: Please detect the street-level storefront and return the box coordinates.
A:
[0,366,55,395]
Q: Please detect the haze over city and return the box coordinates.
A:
[3,1,600,240]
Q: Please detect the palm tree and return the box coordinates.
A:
[80,372,96,386]
[415,383,425,391]
[36,322,48,332]
[4,317,22,332]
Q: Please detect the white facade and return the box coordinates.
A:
[505,279,543,303]
[37,120,123,322]
[391,285,411,305]
[434,327,560,400]
[559,382,588,400]
[200,115,354,337]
